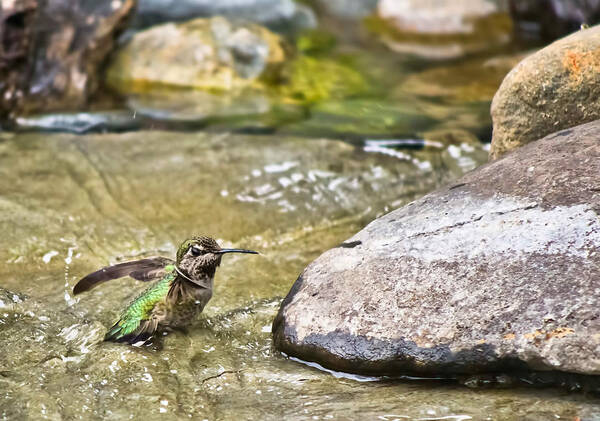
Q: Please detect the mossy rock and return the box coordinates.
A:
[277,55,368,104]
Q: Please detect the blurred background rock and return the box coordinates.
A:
[1,0,598,130]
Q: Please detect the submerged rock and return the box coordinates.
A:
[278,56,367,104]
[279,98,436,139]
[490,24,600,160]
[0,0,134,119]
[397,52,530,104]
[274,119,600,377]
[106,17,287,94]
[371,0,513,59]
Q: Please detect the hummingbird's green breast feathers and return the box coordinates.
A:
[73,256,174,295]
[104,269,176,344]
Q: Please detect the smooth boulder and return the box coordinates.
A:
[372,0,513,59]
[490,24,600,159]
[106,17,287,94]
[274,119,600,377]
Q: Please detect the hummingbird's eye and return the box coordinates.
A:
[190,246,203,256]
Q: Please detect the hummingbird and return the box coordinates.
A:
[73,236,258,345]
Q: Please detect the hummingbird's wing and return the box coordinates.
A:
[73,256,174,295]
[104,271,175,345]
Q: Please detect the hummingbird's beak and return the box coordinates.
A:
[216,248,259,255]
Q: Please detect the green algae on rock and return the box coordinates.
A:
[277,56,368,104]
[279,98,436,139]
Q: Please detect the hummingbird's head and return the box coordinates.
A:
[176,236,258,283]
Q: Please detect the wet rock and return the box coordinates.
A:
[106,17,287,95]
[510,0,600,40]
[274,119,600,377]
[490,25,600,159]
[133,0,316,33]
[371,0,513,59]
[0,0,134,119]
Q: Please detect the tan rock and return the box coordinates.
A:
[106,17,287,94]
[373,0,513,59]
[490,25,600,159]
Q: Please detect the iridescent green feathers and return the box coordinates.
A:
[104,268,176,344]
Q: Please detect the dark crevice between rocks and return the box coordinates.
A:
[448,182,468,190]
[337,240,362,248]
[272,323,600,394]
[200,370,240,384]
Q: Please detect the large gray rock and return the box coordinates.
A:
[274,119,600,378]
[490,24,600,160]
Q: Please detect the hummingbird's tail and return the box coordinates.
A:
[105,318,158,346]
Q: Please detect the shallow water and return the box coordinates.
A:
[0,130,599,420]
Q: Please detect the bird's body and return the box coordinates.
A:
[104,266,214,343]
[73,237,258,345]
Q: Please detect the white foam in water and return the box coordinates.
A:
[286,355,452,383]
[286,356,381,382]
[264,161,299,173]
[42,250,59,264]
